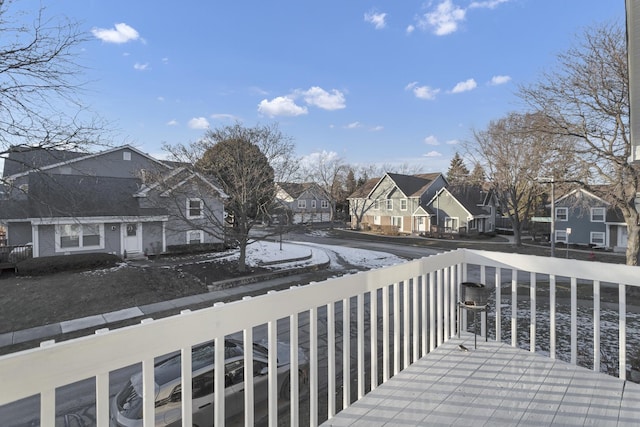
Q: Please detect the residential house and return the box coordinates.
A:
[426,185,499,234]
[0,145,228,259]
[552,188,627,252]
[348,172,447,234]
[274,182,332,224]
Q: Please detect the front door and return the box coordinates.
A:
[124,223,141,254]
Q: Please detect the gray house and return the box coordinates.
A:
[426,185,498,234]
[552,188,627,252]
[0,145,228,259]
[275,182,332,224]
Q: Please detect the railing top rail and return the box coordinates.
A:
[461,249,640,286]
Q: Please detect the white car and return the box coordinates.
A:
[110,338,308,427]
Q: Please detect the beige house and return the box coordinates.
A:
[348,172,447,234]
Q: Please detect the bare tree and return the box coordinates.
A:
[471,112,572,246]
[519,22,640,265]
[0,1,106,166]
[303,151,349,221]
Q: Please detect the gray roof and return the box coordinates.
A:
[3,146,87,177]
[387,173,442,197]
[446,185,493,216]
[2,173,167,219]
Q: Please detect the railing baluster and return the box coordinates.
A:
[41,388,55,427]
[142,357,155,427]
[593,280,601,373]
[443,268,450,340]
[437,270,443,346]
[181,345,193,427]
[421,273,428,357]
[530,272,536,353]
[480,265,486,338]
[244,327,254,426]
[343,297,350,409]
[511,268,518,347]
[495,268,502,342]
[357,293,365,399]
[327,302,336,418]
[393,282,400,376]
[382,285,390,383]
[403,280,410,369]
[370,290,378,391]
[429,271,436,352]
[289,312,299,426]
[571,277,577,365]
[413,276,419,362]
[267,321,277,426]
[619,284,627,380]
[96,372,109,427]
[550,274,556,359]
[310,307,319,427]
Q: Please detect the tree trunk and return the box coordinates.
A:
[237,240,248,272]
[627,221,640,266]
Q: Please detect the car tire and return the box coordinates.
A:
[279,370,306,400]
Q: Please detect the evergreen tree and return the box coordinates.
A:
[446,152,470,186]
[469,162,486,187]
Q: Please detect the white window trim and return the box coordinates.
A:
[373,200,379,210]
[445,217,459,232]
[123,151,131,161]
[55,223,105,252]
[373,215,381,225]
[590,207,606,222]
[187,198,204,219]
[321,200,329,208]
[298,200,306,209]
[555,207,568,222]
[555,230,568,243]
[311,200,316,208]
[590,231,606,246]
[187,230,204,244]
[400,199,408,211]
[386,199,393,211]
[392,216,403,229]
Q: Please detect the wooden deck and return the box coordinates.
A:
[322,334,640,426]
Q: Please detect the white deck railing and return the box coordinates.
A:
[0,249,639,426]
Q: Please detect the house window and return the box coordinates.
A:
[386,199,393,210]
[445,217,459,232]
[123,151,131,161]
[298,200,306,209]
[373,200,379,210]
[373,215,381,225]
[392,216,403,230]
[555,207,568,222]
[311,200,316,208]
[57,224,103,250]
[321,200,329,208]
[187,230,204,244]
[187,198,203,219]
[400,199,407,211]
[591,207,605,222]
[590,232,605,246]
[555,230,568,243]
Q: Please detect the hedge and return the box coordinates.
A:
[16,253,122,276]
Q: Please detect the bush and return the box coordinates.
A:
[165,242,227,255]
[16,253,122,276]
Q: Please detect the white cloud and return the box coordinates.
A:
[299,87,346,110]
[211,113,240,121]
[423,151,442,158]
[188,117,210,129]
[406,25,415,34]
[446,139,459,145]
[489,75,511,85]
[92,23,140,44]
[424,135,439,146]
[469,0,509,9]
[370,125,384,132]
[345,122,362,129]
[451,78,477,93]
[133,62,149,71]
[162,57,169,64]
[166,119,178,126]
[420,0,466,36]
[157,96,165,102]
[364,10,387,29]
[406,82,440,100]
[258,96,308,117]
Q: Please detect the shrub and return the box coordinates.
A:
[165,242,227,255]
[16,253,122,276]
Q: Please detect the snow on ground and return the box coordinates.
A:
[215,240,406,270]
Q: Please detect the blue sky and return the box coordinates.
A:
[33,1,626,173]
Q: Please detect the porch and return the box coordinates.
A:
[0,248,639,426]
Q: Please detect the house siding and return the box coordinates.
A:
[429,191,469,232]
[7,221,32,246]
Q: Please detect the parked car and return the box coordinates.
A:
[110,338,308,427]
[7,242,32,263]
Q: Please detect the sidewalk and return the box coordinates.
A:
[0,246,331,353]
